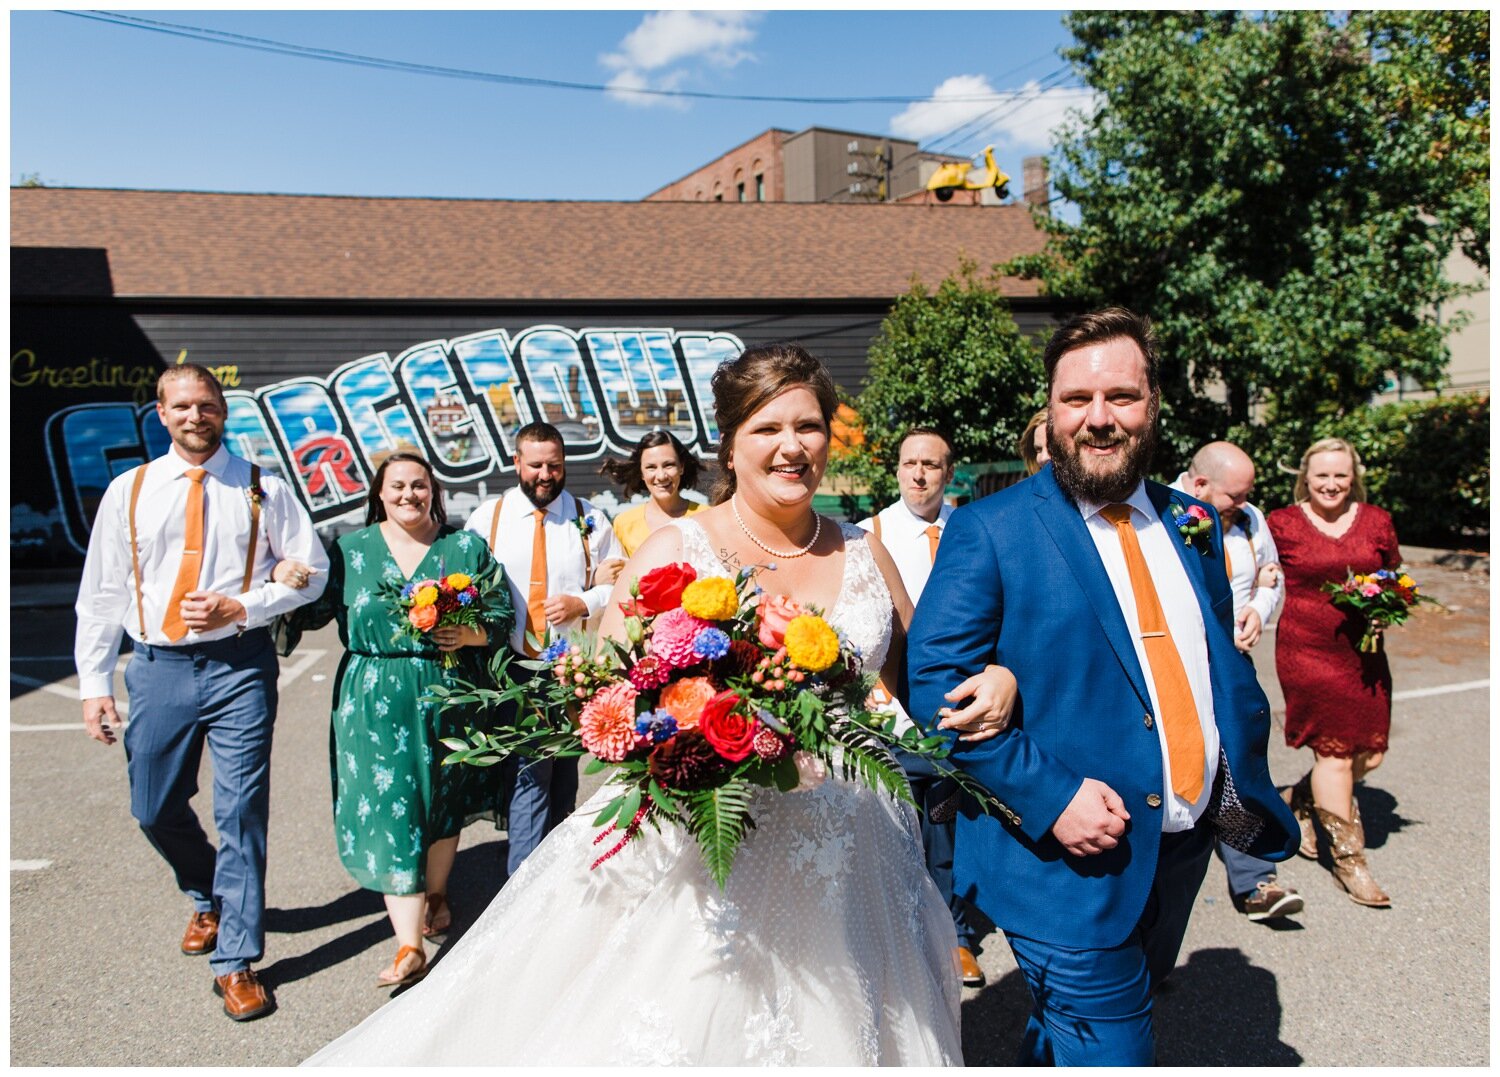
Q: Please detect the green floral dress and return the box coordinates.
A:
[294,524,514,895]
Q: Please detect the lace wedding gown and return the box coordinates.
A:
[306,521,963,1066]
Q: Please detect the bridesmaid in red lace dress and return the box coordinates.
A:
[1268,438,1400,908]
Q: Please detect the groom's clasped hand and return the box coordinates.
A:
[1051,778,1132,856]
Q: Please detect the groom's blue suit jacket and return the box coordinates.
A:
[905,465,1300,949]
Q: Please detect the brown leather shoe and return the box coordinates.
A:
[956,947,986,988]
[213,969,275,1022]
[181,911,220,956]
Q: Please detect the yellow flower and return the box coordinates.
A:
[1397,574,1415,589]
[414,585,439,607]
[783,615,841,673]
[680,577,740,621]
[446,572,472,590]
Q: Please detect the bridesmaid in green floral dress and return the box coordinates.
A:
[285,451,512,988]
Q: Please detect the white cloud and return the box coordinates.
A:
[891,74,1098,152]
[601,11,759,108]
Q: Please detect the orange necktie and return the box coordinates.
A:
[161,467,207,642]
[926,524,941,564]
[525,508,548,656]
[1100,505,1205,802]
[1224,540,1234,582]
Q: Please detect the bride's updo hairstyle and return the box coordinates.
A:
[710,343,839,505]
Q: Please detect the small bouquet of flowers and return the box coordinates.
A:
[434,561,997,887]
[1171,500,1215,551]
[1321,567,1436,653]
[386,563,504,669]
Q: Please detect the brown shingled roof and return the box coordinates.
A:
[11,187,1045,302]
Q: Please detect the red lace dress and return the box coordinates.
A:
[1267,503,1402,758]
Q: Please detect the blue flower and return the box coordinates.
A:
[540,638,569,662]
[400,581,417,600]
[634,710,679,743]
[457,590,474,606]
[692,627,731,660]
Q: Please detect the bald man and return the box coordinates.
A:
[1171,441,1303,922]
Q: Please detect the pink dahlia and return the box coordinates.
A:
[578,682,641,763]
[627,654,671,690]
[648,608,713,669]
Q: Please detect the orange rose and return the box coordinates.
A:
[757,594,807,650]
[408,604,439,632]
[657,675,718,729]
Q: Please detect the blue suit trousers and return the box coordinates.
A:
[122,630,278,975]
[1006,823,1214,1066]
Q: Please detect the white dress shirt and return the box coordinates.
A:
[858,499,953,735]
[1169,475,1283,626]
[74,444,329,699]
[465,489,623,654]
[1077,482,1219,832]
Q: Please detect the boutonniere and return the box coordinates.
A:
[575,513,596,540]
[1170,500,1214,553]
[246,480,266,508]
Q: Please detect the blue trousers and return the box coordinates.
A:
[894,748,975,950]
[500,662,578,879]
[122,630,278,976]
[1006,823,1214,1066]
[1216,841,1277,900]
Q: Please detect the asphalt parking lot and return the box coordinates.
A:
[9,554,1488,1066]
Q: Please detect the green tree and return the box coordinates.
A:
[1006,11,1489,468]
[832,256,1045,508]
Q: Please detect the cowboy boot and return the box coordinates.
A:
[1281,772,1319,859]
[1314,804,1391,907]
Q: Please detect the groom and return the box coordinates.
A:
[906,307,1298,1065]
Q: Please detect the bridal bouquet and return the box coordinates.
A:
[1321,566,1436,653]
[385,563,504,669]
[434,561,992,887]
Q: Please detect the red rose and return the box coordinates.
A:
[698,691,757,762]
[635,562,697,616]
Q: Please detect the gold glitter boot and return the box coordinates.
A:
[1282,772,1319,859]
[1314,804,1391,907]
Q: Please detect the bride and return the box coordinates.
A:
[306,343,1017,1066]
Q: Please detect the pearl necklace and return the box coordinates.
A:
[731,495,821,559]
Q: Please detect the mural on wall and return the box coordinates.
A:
[36,325,744,554]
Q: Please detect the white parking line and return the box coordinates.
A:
[1393,679,1489,701]
[10,649,327,733]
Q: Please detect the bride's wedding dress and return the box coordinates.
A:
[306,520,962,1066]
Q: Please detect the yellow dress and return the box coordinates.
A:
[612,500,705,557]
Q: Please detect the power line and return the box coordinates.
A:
[63,10,1079,108]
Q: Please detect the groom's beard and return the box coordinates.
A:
[1048,410,1158,505]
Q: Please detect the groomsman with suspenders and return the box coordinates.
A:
[75,365,327,1021]
[465,421,624,879]
[858,426,986,987]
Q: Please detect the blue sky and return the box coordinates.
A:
[11,10,1088,200]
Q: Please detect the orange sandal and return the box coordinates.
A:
[376,944,427,988]
[422,893,451,939]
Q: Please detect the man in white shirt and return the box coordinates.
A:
[857,427,985,986]
[75,365,327,1022]
[465,421,625,878]
[1172,441,1304,923]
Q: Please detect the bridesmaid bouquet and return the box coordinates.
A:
[1322,567,1436,653]
[434,561,995,888]
[386,564,503,669]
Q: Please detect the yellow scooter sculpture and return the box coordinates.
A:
[925,145,1010,201]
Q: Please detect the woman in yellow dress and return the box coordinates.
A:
[601,431,705,556]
